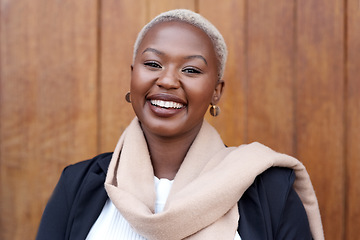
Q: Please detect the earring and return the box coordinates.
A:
[125,92,131,103]
[209,104,220,117]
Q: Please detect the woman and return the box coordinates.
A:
[36,9,324,240]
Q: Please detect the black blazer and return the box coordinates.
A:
[36,152,312,240]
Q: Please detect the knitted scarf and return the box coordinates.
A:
[105,118,324,240]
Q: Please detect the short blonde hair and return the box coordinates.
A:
[133,9,228,79]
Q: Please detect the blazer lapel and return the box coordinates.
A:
[68,156,111,240]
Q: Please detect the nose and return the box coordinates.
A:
[156,67,181,89]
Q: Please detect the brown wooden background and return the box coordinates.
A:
[0,0,359,239]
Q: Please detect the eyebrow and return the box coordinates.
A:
[185,55,208,66]
[142,47,208,65]
[142,48,164,56]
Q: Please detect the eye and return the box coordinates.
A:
[144,61,162,69]
[182,67,202,74]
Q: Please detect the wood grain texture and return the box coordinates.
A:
[0,1,359,239]
[346,0,360,239]
[199,0,246,147]
[147,0,195,20]
[99,0,147,153]
[296,0,345,239]
[0,0,98,239]
[246,0,295,154]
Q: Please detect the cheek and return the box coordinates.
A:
[130,71,149,117]
[185,80,215,109]
[131,69,152,97]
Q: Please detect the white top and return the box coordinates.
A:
[86,177,241,240]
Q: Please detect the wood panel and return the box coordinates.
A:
[346,0,360,239]
[147,0,195,20]
[1,0,359,239]
[296,0,345,239]
[199,0,246,147]
[246,0,295,154]
[99,0,146,153]
[0,0,99,239]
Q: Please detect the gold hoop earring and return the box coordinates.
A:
[125,92,131,103]
[209,104,220,117]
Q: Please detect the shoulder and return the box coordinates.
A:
[240,166,295,213]
[254,167,296,217]
[238,167,311,239]
[59,152,113,197]
[237,168,291,237]
[256,166,295,196]
[36,153,113,240]
[51,152,113,215]
[62,152,113,179]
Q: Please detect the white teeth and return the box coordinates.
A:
[150,99,184,109]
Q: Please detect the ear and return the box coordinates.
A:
[211,80,225,105]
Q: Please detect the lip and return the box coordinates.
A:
[147,93,187,105]
[146,93,187,118]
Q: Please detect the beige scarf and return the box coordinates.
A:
[105,118,324,240]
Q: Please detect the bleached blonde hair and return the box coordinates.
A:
[133,9,228,79]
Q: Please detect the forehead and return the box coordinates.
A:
[137,21,216,59]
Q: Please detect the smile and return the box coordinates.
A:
[150,99,184,109]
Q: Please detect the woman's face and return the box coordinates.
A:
[131,21,223,138]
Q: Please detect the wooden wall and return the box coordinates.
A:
[0,0,359,239]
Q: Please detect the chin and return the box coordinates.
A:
[145,119,204,141]
[144,121,184,137]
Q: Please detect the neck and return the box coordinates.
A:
[142,123,203,180]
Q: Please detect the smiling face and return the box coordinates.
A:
[131,21,223,139]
